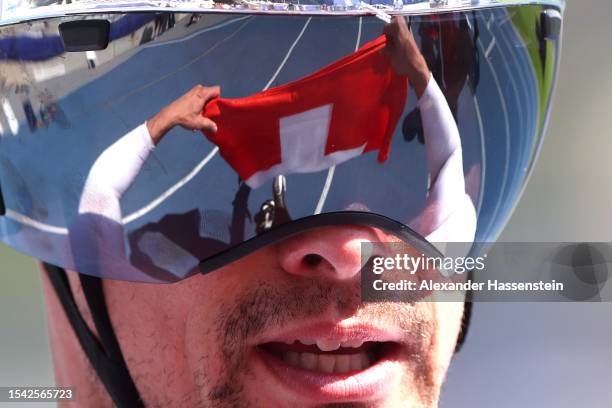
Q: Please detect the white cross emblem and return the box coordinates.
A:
[246,104,366,188]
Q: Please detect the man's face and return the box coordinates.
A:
[95,226,464,407]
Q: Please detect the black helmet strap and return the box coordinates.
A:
[43,263,143,407]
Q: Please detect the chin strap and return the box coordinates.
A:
[43,263,143,407]
[454,269,473,353]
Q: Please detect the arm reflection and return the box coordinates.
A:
[384,17,476,244]
[69,85,220,281]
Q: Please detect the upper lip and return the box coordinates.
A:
[255,320,404,345]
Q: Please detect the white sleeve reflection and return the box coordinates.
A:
[410,76,477,245]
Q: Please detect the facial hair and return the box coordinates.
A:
[194,277,438,408]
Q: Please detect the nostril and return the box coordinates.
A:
[302,254,323,268]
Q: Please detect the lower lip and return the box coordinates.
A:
[254,346,402,403]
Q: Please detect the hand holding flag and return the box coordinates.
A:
[148,84,220,145]
[382,17,431,98]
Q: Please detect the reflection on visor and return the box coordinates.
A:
[201,35,407,189]
[0,6,561,282]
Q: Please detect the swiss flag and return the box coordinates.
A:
[202,35,408,188]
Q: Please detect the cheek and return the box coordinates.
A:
[429,301,464,378]
[102,279,196,401]
[186,249,283,357]
[393,302,463,406]
[181,273,241,377]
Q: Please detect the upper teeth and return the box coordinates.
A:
[276,338,372,374]
[316,339,341,351]
[342,339,364,348]
[285,339,365,350]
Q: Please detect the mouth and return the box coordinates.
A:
[253,324,405,403]
[259,339,397,373]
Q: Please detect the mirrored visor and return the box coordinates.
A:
[0,5,562,282]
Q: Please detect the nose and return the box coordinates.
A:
[275,226,383,281]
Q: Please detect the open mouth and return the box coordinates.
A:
[253,328,405,403]
[258,339,398,374]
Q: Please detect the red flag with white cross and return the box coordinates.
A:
[201,35,408,188]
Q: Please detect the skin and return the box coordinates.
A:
[146,84,220,145]
[41,17,465,407]
[382,18,430,99]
